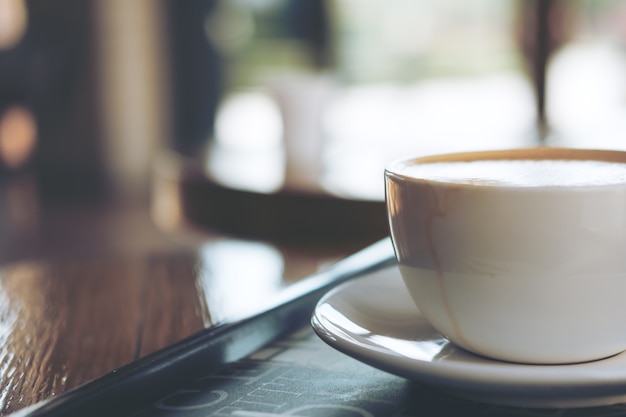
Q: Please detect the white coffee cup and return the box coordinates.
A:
[385,148,626,364]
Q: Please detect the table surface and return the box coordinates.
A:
[0,171,376,416]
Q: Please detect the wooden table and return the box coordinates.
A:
[0,172,382,416]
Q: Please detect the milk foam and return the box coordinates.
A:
[399,159,626,187]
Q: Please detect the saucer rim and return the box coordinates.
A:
[311,266,626,403]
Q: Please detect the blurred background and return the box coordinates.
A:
[0,0,626,261]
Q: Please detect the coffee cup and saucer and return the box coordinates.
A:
[312,148,626,408]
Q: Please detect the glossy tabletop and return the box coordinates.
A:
[0,190,373,416]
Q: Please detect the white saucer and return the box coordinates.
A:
[311,266,626,409]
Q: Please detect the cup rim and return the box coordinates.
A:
[385,147,626,191]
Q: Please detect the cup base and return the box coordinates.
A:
[399,264,626,365]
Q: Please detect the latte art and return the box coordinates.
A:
[397,159,626,187]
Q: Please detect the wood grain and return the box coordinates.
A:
[0,253,209,415]
[0,240,365,416]
[0,171,373,415]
